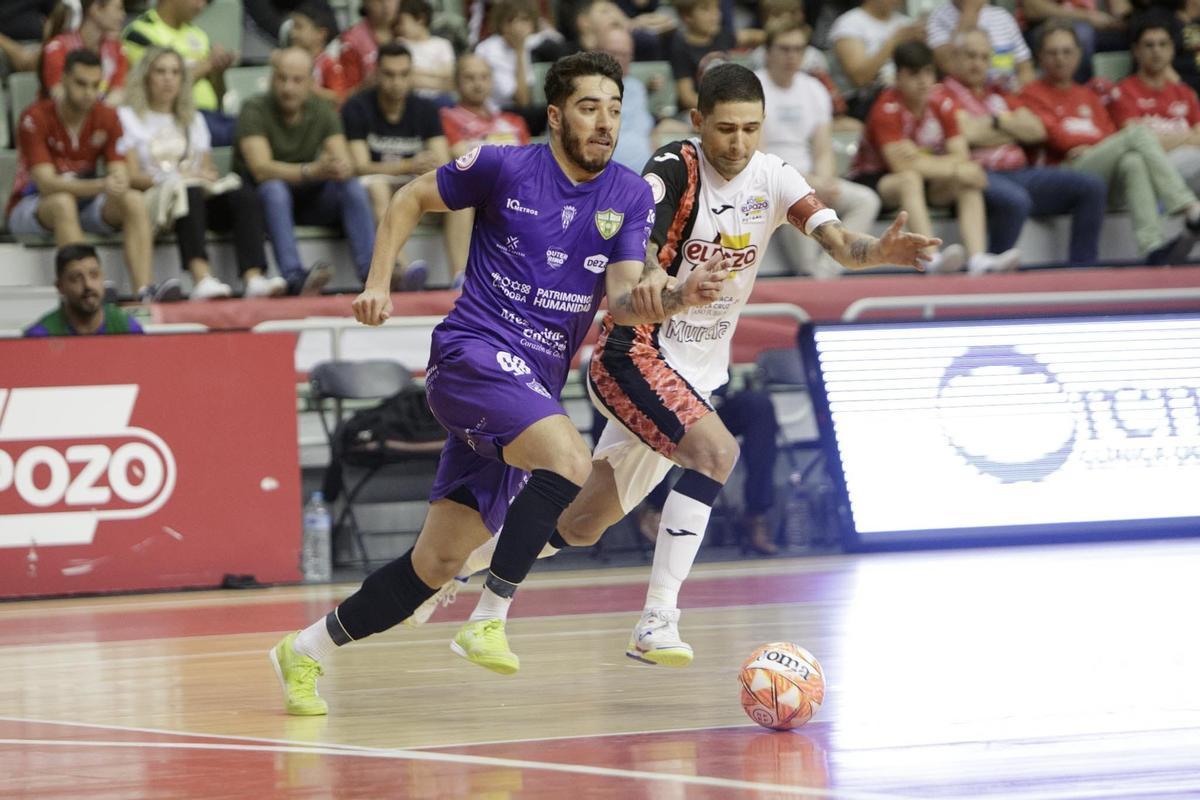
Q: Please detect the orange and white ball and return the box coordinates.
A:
[738,642,824,730]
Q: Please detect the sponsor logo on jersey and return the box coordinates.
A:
[682,232,759,272]
[645,173,666,204]
[740,195,769,224]
[546,248,568,269]
[455,146,481,170]
[583,254,609,274]
[496,351,531,377]
[711,204,734,215]
[595,208,624,239]
[506,197,538,216]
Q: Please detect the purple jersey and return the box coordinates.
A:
[433,143,655,393]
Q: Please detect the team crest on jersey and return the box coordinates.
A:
[455,146,481,170]
[740,195,768,224]
[595,208,624,239]
[562,205,576,229]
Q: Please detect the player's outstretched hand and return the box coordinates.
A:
[353,287,392,326]
[681,252,731,307]
[631,267,675,319]
[877,211,941,271]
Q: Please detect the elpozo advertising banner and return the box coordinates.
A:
[0,332,301,597]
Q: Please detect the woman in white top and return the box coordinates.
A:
[118,47,286,299]
[828,0,925,118]
[398,0,456,97]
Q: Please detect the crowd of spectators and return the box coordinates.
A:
[3,0,1200,296]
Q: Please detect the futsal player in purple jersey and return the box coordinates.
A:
[268,52,733,713]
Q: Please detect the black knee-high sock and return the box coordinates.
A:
[334,550,438,641]
[485,469,581,598]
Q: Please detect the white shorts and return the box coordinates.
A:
[589,378,678,514]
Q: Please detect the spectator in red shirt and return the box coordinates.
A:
[289,0,359,105]
[942,27,1104,266]
[340,0,400,83]
[1110,16,1200,193]
[1021,20,1200,263]
[851,41,1019,274]
[8,50,164,302]
[41,0,129,105]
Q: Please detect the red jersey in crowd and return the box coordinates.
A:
[439,104,531,147]
[1109,74,1200,136]
[314,41,362,103]
[8,98,123,217]
[40,33,128,97]
[936,76,1028,171]
[851,86,960,177]
[1018,79,1115,163]
[340,20,379,81]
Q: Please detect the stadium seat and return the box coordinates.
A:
[222,65,270,116]
[195,0,243,62]
[1093,51,1132,83]
[8,72,38,125]
[0,150,16,234]
[831,129,859,177]
[531,60,552,106]
[310,360,444,567]
[210,146,233,175]
[629,60,676,118]
[0,81,9,149]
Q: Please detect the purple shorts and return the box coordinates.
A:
[425,336,566,533]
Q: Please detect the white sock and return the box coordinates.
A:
[469,582,513,622]
[293,615,341,663]
[644,488,713,610]
[461,535,498,577]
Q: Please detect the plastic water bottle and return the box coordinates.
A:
[783,471,810,550]
[302,491,332,583]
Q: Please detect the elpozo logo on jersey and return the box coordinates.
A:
[0,385,177,549]
[682,232,759,272]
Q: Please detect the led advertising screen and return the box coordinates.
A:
[802,314,1200,548]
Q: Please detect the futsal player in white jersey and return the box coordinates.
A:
[435,62,939,668]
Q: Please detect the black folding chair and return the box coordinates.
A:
[310,360,445,568]
[753,348,838,548]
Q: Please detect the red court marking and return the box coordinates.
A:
[0,569,847,647]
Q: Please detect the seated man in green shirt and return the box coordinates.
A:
[123,0,237,144]
[25,244,145,337]
[234,47,377,295]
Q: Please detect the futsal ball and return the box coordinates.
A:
[738,642,824,730]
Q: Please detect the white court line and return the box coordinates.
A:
[0,737,911,800]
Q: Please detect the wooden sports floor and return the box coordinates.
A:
[3,538,1200,799]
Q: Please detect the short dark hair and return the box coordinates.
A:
[765,19,807,49]
[1132,11,1175,47]
[294,0,339,38]
[544,51,623,108]
[377,41,413,62]
[893,40,934,73]
[65,48,102,74]
[55,243,99,279]
[696,62,763,115]
[1036,19,1080,54]
[399,0,433,26]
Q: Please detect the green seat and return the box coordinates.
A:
[222,65,270,116]
[0,81,9,149]
[629,60,676,118]
[0,150,17,234]
[195,0,243,61]
[831,130,859,178]
[531,60,552,107]
[210,145,234,174]
[1093,51,1132,83]
[8,71,38,124]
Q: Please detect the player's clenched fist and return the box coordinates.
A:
[682,252,731,306]
[352,287,392,326]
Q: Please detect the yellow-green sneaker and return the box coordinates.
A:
[450,619,520,675]
[269,632,328,715]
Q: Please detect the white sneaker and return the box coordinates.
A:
[190,275,233,301]
[403,576,465,628]
[926,243,967,274]
[967,248,1022,276]
[626,607,693,667]
[244,274,288,298]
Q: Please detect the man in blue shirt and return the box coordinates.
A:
[269,51,730,714]
[25,244,144,337]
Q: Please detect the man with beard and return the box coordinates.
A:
[25,244,145,337]
[268,51,730,714]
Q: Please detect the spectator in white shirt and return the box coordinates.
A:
[758,21,882,277]
[474,0,546,134]
[828,0,926,119]
[926,0,1034,89]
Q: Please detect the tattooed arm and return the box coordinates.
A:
[808,212,941,271]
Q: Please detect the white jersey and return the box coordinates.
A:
[607,138,836,395]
